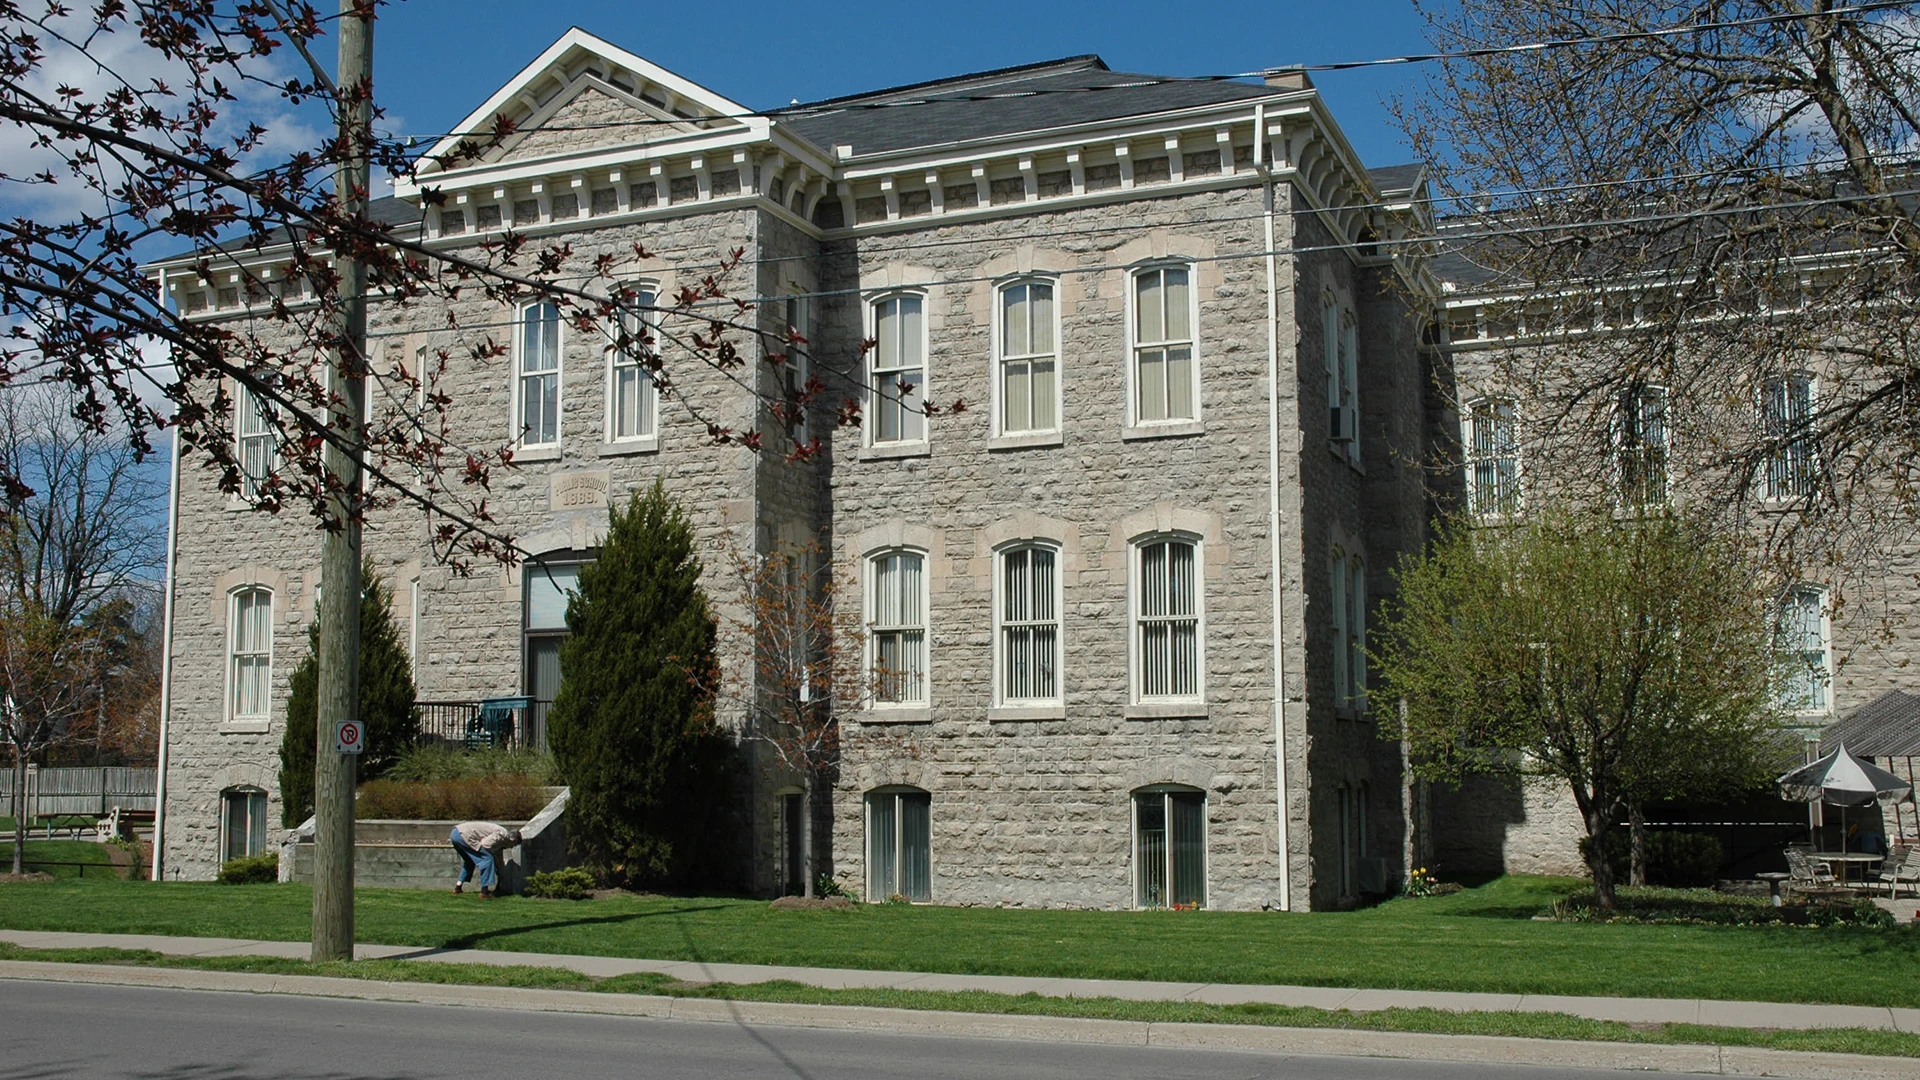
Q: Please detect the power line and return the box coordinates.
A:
[378,1,1916,144]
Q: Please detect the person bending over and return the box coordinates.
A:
[450,820,523,898]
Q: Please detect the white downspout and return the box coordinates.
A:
[149,361,184,882]
[1257,103,1293,911]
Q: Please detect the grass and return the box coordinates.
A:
[2,840,118,879]
[0,940,1914,1060]
[3,874,1920,1008]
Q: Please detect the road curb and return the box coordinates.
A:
[2,959,1918,1078]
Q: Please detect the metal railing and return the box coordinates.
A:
[415,699,549,752]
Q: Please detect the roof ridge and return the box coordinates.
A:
[781,55,1110,112]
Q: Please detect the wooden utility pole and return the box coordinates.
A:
[312,0,372,964]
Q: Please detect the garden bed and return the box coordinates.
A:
[1548,886,1894,928]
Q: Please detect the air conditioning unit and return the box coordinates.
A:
[1356,856,1392,895]
[1329,407,1353,443]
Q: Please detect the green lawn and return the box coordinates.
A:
[2,840,117,880]
[1,875,1916,1007]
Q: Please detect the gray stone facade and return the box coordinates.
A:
[149,32,1437,908]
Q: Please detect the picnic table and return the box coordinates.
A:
[1813,850,1883,886]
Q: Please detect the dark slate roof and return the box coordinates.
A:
[779,56,1282,157]
[157,195,424,264]
[1821,690,1920,758]
[1368,163,1424,196]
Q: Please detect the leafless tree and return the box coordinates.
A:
[1404,0,1920,581]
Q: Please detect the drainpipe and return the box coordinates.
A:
[149,393,184,881]
[1256,103,1293,911]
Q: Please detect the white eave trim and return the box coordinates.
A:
[395,119,771,198]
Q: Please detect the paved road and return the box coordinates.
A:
[0,979,1768,1080]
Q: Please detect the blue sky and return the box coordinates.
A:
[372,0,1437,169]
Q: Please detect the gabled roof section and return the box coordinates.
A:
[778,57,1281,158]
[414,27,754,176]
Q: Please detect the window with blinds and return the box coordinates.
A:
[869,550,927,705]
[608,287,657,441]
[1135,538,1200,700]
[871,295,926,444]
[236,387,278,499]
[999,280,1058,434]
[1132,265,1196,424]
[1464,396,1520,519]
[1617,384,1670,508]
[517,300,561,446]
[228,587,272,722]
[998,545,1059,703]
[1774,584,1831,714]
[1763,373,1815,501]
[866,788,931,902]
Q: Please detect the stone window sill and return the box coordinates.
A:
[989,430,1064,452]
[599,437,659,457]
[1124,701,1209,720]
[1122,419,1205,442]
[861,441,931,461]
[221,719,271,735]
[860,705,931,724]
[988,703,1066,722]
[513,445,563,464]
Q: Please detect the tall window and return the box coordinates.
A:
[781,791,806,897]
[1330,548,1349,707]
[221,787,268,862]
[1134,786,1205,909]
[1617,384,1670,508]
[1347,556,1367,711]
[1775,584,1831,714]
[997,545,1060,704]
[868,550,927,705]
[517,300,561,447]
[1325,297,1359,462]
[608,287,657,442]
[1337,784,1368,898]
[1135,537,1201,701]
[1132,265,1196,424]
[228,587,272,723]
[1763,373,1815,501]
[524,556,586,741]
[998,280,1058,434]
[783,291,811,435]
[1464,396,1520,518]
[236,386,277,498]
[871,294,925,444]
[866,787,931,902]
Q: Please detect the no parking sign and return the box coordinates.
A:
[333,720,364,755]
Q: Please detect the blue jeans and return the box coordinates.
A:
[450,828,495,889]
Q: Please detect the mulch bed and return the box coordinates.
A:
[0,872,54,883]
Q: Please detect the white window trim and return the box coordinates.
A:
[1761,372,1817,504]
[233,383,279,502]
[1125,262,1202,431]
[991,276,1063,439]
[224,586,273,731]
[1463,395,1523,521]
[603,284,660,451]
[863,785,933,903]
[1127,532,1206,706]
[783,286,813,441]
[1130,784,1209,910]
[1776,583,1834,717]
[1613,383,1672,509]
[219,786,269,862]
[514,299,563,450]
[991,540,1064,708]
[865,291,930,448]
[864,547,931,713]
[1323,292,1360,465]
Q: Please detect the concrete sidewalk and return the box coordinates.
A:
[3,928,1912,1034]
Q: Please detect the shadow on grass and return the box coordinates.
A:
[400,904,731,955]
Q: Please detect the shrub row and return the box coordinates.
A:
[356,775,551,822]
[384,744,558,784]
[1577,830,1723,887]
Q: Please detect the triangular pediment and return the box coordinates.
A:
[415,28,753,177]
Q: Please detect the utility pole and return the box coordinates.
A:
[312,0,372,964]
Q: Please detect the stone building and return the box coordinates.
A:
[148,28,1439,909]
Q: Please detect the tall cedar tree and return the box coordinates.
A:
[278,567,420,826]
[1373,511,1779,910]
[548,482,730,887]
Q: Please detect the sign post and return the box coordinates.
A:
[333,721,364,756]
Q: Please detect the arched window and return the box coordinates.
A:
[516,300,562,447]
[997,279,1058,435]
[1130,264,1197,424]
[606,285,657,442]
[1348,555,1367,711]
[996,543,1060,704]
[1330,546,1349,709]
[1132,536,1202,702]
[866,786,931,902]
[1324,293,1359,462]
[220,786,268,862]
[868,550,927,705]
[227,587,273,723]
[870,294,926,444]
[1133,784,1205,908]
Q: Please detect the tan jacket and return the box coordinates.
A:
[455,821,517,852]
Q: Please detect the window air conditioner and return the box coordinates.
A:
[1357,856,1391,895]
